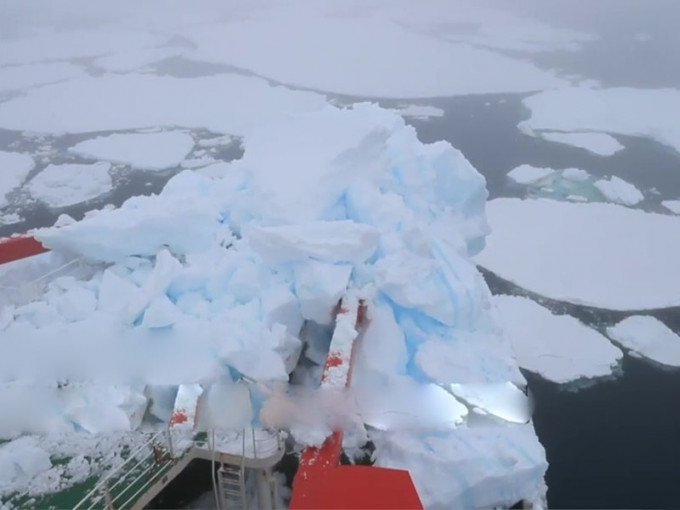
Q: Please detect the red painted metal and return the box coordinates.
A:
[290,298,423,510]
[0,235,49,265]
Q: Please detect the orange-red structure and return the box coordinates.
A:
[290,298,423,510]
[0,235,48,265]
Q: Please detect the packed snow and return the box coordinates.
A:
[520,87,680,154]
[0,151,34,208]
[607,316,680,367]
[27,163,113,208]
[507,164,554,185]
[495,295,622,383]
[662,200,680,214]
[594,176,644,206]
[540,132,624,156]
[69,132,195,171]
[476,198,680,310]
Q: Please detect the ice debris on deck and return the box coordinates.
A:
[1,104,545,508]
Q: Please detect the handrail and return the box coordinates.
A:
[73,428,172,510]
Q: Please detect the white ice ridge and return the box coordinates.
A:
[495,295,622,383]
[607,316,680,367]
[594,176,644,206]
[507,164,554,185]
[397,105,445,119]
[27,162,113,208]
[476,198,680,310]
[0,151,34,208]
[520,87,680,154]
[540,132,624,156]
[70,132,195,171]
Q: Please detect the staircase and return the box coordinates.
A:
[217,464,247,510]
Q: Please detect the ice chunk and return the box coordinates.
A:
[247,221,379,265]
[594,176,644,206]
[27,162,112,208]
[397,105,445,119]
[476,198,680,310]
[507,164,554,185]
[661,200,680,214]
[0,151,35,208]
[607,316,680,367]
[354,301,408,375]
[448,382,532,423]
[0,437,51,485]
[70,132,195,170]
[541,131,624,156]
[197,381,253,431]
[34,173,221,262]
[561,167,590,181]
[371,424,547,509]
[521,87,680,155]
[495,295,622,383]
[293,261,352,325]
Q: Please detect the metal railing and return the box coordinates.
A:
[73,428,176,510]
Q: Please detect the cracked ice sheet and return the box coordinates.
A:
[607,316,680,367]
[494,295,622,384]
[476,198,680,310]
[0,151,34,208]
[69,132,195,171]
[520,87,680,155]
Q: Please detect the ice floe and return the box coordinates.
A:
[0,63,86,94]
[27,162,112,208]
[520,87,680,154]
[662,200,680,214]
[607,316,680,367]
[0,74,326,136]
[476,198,680,310]
[507,164,554,185]
[70,132,195,170]
[540,131,624,156]
[594,176,644,206]
[495,295,622,383]
[397,105,445,119]
[0,151,34,208]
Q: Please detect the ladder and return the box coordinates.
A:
[217,464,247,510]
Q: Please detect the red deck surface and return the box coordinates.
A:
[0,235,49,265]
